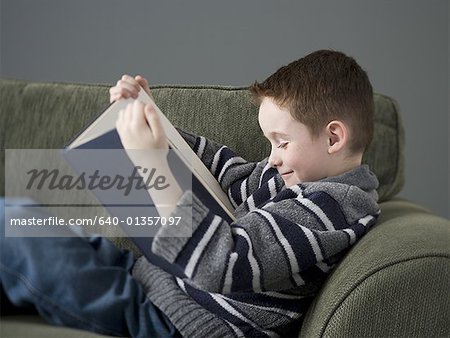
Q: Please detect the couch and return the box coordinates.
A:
[1,79,449,338]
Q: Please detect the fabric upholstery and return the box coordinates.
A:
[300,198,450,337]
[0,315,108,337]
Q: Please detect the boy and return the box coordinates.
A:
[0,50,380,337]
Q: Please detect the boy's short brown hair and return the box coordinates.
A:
[250,50,374,154]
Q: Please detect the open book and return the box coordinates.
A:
[65,89,236,276]
[67,89,235,221]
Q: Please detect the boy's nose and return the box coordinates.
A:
[268,151,282,168]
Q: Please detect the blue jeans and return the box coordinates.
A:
[0,199,181,338]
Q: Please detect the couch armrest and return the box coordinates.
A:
[300,199,450,338]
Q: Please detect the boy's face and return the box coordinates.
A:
[258,97,332,187]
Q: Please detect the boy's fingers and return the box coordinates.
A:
[118,75,136,90]
[115,80,139,98]
[135,75,149,89]
[130,100,147,128]
[135,75,147,84]
[109,91,118,103]
[121,74,133,81]
[110,87,127,102]
[145,104,164,139]
[121,74,140,89]
[135,75,153,98]
[110,74,153,103]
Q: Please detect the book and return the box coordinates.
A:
[65,89,236,277]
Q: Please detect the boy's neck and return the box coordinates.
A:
[329,153,363,178]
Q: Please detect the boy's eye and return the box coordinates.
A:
[277,142,288,149]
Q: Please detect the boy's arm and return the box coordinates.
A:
[176,128,282,209]
[152,186,378,294]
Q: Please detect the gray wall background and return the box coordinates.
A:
[1,0,449,219]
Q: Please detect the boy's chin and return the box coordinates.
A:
[283,177,302,187]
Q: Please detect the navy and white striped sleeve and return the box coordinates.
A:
[176,128,280,207]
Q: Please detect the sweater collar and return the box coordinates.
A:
[318,164,379,193]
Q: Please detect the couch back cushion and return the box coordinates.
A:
[1,79,404,201]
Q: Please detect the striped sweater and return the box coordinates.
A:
[132,130,380,338]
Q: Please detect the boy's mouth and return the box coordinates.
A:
[281,170,294,177]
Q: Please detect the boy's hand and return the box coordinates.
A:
[109,74,153,103]
[116,101,182,216]
[116,100,168,162]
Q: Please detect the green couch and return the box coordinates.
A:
[1,79,449,338]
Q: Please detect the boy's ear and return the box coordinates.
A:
[326,120,348,154]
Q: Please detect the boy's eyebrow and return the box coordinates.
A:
[265,131,290,138]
